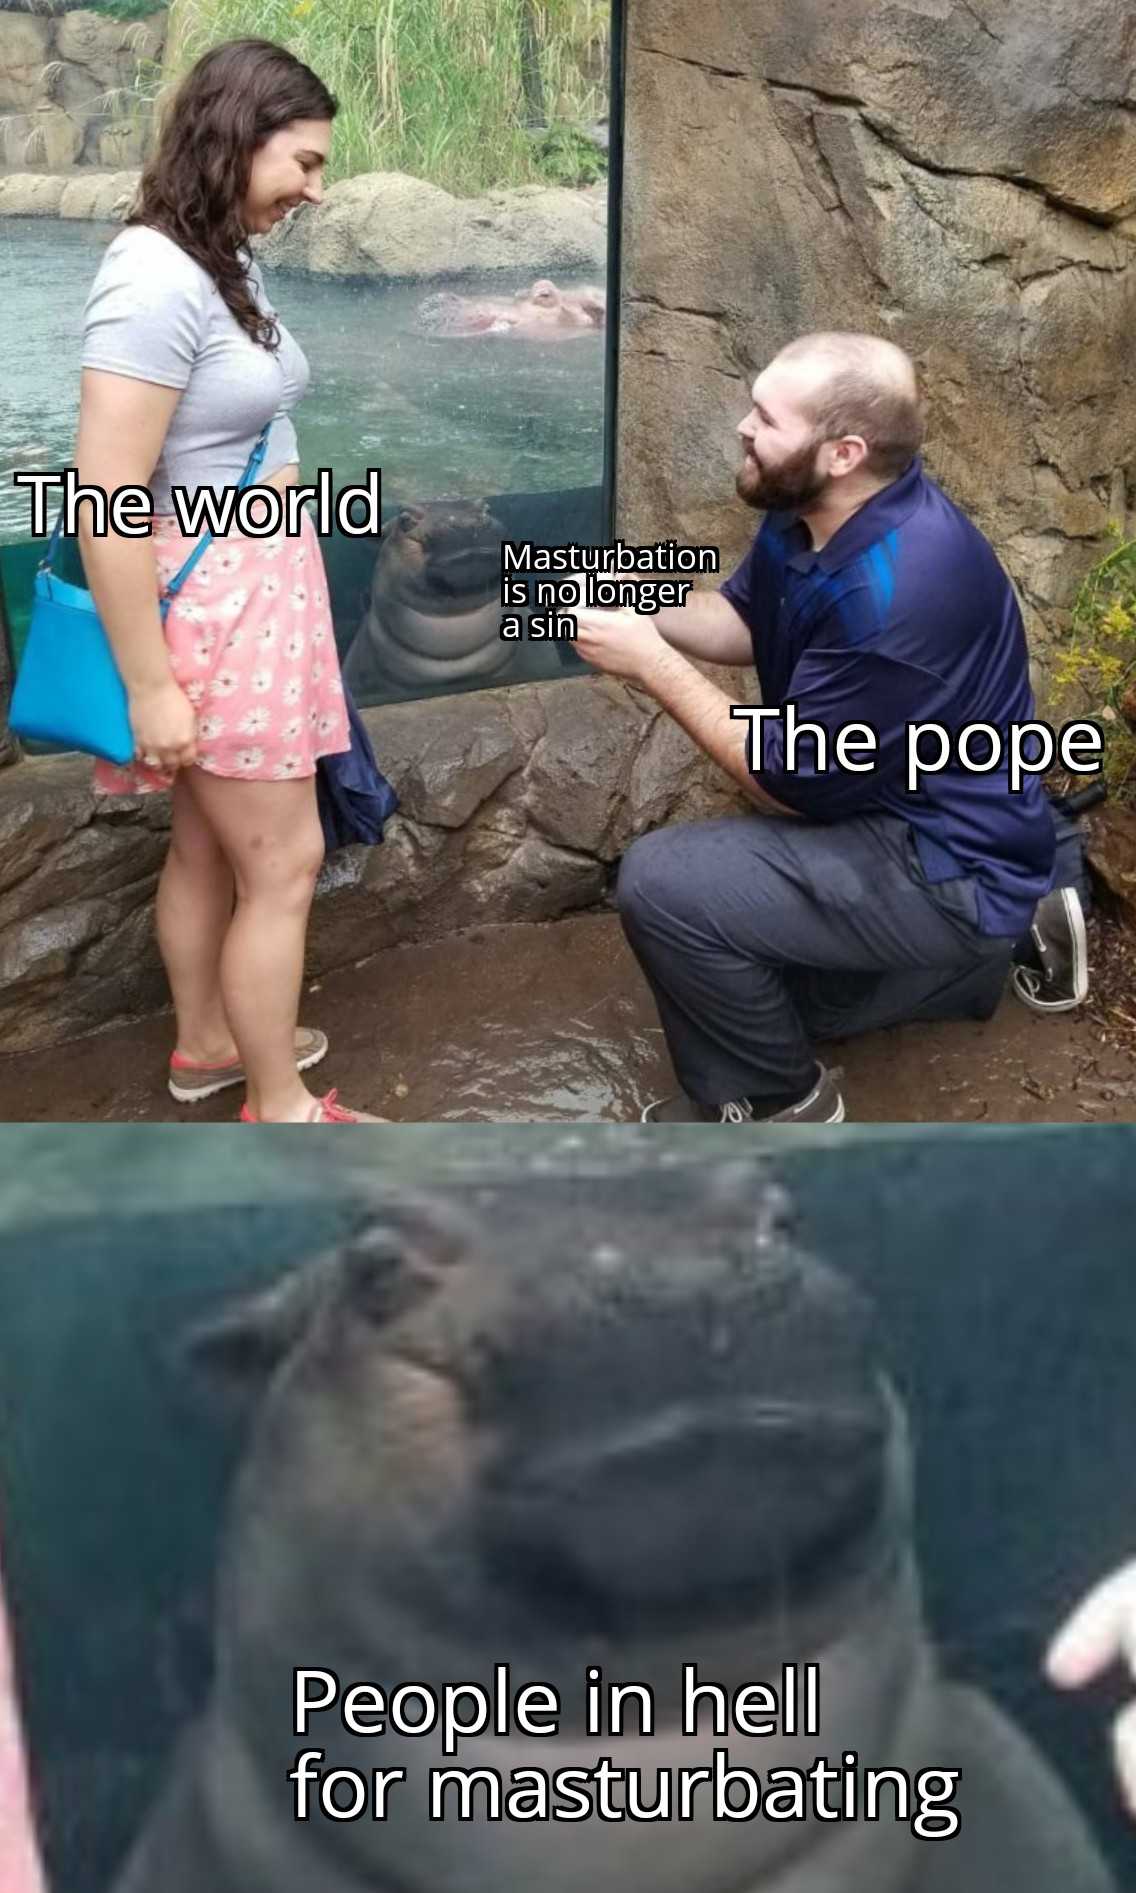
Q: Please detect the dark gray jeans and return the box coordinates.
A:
[616,812,1017,1108]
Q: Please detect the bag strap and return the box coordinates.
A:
[36,506,68,578]
[160,424,272,608]
[37,424,273,593]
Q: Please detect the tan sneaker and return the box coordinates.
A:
[169,1027,328,1103]
[239,1088,388,1125]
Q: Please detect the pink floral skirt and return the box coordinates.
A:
[0,1543,46,1893]
[94,509,350,795]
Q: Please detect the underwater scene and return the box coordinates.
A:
[1,1127,1135,1892]
[0,218,607,710]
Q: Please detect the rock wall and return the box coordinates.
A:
[617,0,1136,683]
[0,6,164,169]
[0,680,742,1055]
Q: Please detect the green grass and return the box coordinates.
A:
[85,0,167,19]
[160,0,609,193]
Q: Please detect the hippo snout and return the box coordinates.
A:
[478,1390,890,1620]
[423,541,503,598]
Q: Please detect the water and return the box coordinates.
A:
[0,217,606,545]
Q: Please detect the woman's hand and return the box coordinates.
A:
[1047,1557,1136,1817]
[129,678,199,773]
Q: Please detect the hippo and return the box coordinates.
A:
[112,1152,1116,1893]
[342,498,512,693]
[416,278,605,339]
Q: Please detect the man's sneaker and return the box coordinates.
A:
[641,1065,845,1125]
[1011,887,1088,1014]
[169,1026,328,1102]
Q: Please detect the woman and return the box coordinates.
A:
[77,38,383,1123]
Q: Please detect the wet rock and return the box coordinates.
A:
[523,678,647,853]
[1085,804,1136,927]
[619,0,1136,679]
[373,693,525,830]
[0,636,17,774]
[625,695,748,842]
[254,172,608,281]
[0,679,747,1054]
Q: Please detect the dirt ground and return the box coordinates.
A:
[1,910,1134,1124]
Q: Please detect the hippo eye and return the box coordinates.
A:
[341,1227,407,1323]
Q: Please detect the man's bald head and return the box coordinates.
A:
[773,332,924,481]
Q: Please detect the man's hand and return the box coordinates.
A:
[1046,1557,1136,1817]
[574,607,667,686]
[573,605,792,816]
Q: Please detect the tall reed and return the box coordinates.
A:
[160,0,609,193]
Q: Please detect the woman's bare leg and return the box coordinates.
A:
[182,769,324,1122]
[157,772,237,1064]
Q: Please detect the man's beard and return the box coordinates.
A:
[736,436,827,513]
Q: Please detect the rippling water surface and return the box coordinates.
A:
[0,217,606,544]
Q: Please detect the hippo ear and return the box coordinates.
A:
[338,1195,473,1327]
[182,1256,332,1387]
[697,1160,799,1253]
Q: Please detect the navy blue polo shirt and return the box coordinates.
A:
[720,456,1056,937]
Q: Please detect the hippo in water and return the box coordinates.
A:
[342,498,512,693]
[417,278,605,339]
[112,1152,1116,1893]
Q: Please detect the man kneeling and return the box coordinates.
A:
[575,332,1086,1124]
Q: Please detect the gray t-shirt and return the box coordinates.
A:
[81,223,309,513]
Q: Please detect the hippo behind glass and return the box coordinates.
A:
[416,279,605,340]
[112,1154,1116,1893]
[342,497,510,693]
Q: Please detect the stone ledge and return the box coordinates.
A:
[0,165,138,216]
[0,164,608,282]
[0,674,745,1055]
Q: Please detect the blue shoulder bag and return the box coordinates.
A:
[9,426,271,765]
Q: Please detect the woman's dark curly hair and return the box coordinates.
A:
[127,39,336,351]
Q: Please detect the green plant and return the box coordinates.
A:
[1052,522,1136,800]
[162,0,610,194]
[530,119,606,187]
[89,0,165,20]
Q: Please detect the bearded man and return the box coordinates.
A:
[575,332,1086,1124]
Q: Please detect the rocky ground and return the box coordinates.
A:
[1,908,1134,1125]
